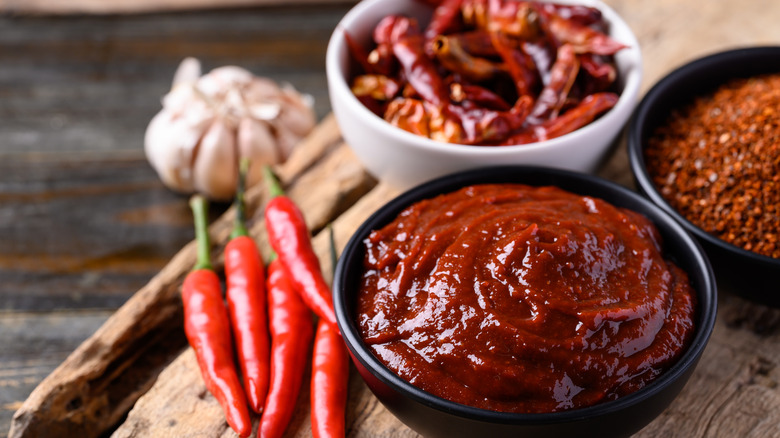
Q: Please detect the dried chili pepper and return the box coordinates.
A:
[183,195,251,438]
[263,166,339,330]
[432,34,503,82]
[310,227,350,438]
[344,31,377,75]
[501,91,617,144]
[528,43,580,122]
[346,0,627,146]
[539,5,626,55]
[441,30,499,57]
[542,2,603,27]
[424,0,464,48]
[393,33,451,106]
[224,159,270,414]
[351,74,402,102]
[259,254,315,438]
[384,98,433,138]
[450,82,511,111]
[490,30,540,99]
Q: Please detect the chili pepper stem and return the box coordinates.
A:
[190,195,212,271]
[263,165,285,198]
[230,158,251,240]
[328,224,338,277]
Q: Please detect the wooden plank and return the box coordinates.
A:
[0,311,113,435]
[0,154,199,312]
[0,0,357,15]
[0,6,349,157]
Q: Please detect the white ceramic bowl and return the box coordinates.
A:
[326,0,642,190]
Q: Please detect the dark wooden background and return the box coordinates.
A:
[0,4,353,433]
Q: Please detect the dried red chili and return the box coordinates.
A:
[645,73,780,259]
[345,0,626,146]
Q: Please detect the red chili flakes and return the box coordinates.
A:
[645,73,780,259]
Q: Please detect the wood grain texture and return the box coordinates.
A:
[0,4,353,434]
[0,0,356,15]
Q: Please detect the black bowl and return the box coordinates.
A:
[628,46,780,308]
[333,166,717,438]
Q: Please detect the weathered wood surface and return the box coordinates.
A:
[0,4,353,434]
[3,0,780,437]
[0,0,356,15]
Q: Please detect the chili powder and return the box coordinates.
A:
[645,73,780,259]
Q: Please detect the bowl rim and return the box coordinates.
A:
[627,45,780,268]
[333,165,718,425]
[325,0,643,155]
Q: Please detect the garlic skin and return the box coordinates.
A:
[144,57,316,201]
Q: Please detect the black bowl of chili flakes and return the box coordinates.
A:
[628,46,780,308]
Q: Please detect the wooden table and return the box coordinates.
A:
[2,1,779,437]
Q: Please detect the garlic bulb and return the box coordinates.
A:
[144,57,316,201]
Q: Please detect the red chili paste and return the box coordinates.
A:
[357,184,696,413]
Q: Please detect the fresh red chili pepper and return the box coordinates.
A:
[263,166,339,331]
[310,226,350,438]
[224,159,271,414]
[310,319,349,438]
[183,195,252,438]
[259,256,315,438]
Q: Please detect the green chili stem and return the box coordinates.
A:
[263,165,285,198]
[328,224,338,277]
[230,158,251,240]
[190,195,213,271]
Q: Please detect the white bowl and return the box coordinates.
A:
[326,0,642,190]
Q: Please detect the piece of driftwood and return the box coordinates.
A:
[0,0,356,15]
